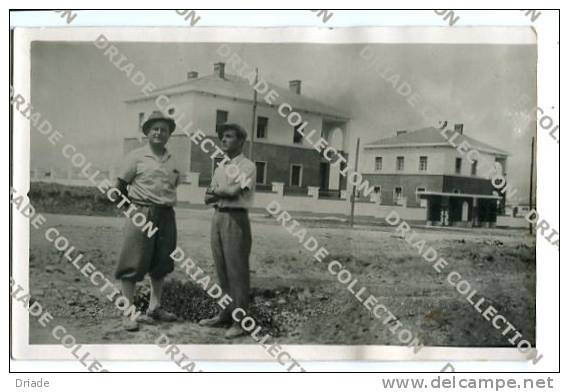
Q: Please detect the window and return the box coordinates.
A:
[394,186,403,205]
[374,157,383,172]
[455,158,462,175]
[138,112,145,130]
[396,156,405,171]
[293,125,303,144]
[494,159,505,175]
[215,110,228,132]
[255,161,267,184]
[256,116,268,139]
[419,156,428,171]
[340,160,347,174]
[290,164,303,186]
[416,187,426,204]
[471,160,478,176]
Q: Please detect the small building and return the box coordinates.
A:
[122,63,350,196]
[506,202,533,218]
[361,124,510,227]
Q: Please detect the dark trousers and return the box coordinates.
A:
[115,205,176,282]
[210,209,252,321]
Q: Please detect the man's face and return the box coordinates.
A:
[220,129,243,154]
[147,120,171,146]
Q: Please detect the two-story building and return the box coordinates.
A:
[122,62,350,196]
[361,124,510,227]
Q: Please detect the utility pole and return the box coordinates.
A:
[248,68,259,160]
[349,138,361,227]
[529,136,535,235]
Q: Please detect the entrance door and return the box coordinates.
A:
[461,200,469,221]
[319,162,330,190]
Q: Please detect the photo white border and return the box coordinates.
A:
[9,20,558,372]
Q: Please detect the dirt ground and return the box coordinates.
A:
[29,207,535,347]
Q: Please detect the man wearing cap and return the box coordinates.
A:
[114,110,181,332]
[199,123,256,339]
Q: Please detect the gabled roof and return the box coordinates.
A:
[125,73,350,120]
[365,126,509,156]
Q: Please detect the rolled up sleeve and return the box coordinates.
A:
[239,162,256,191]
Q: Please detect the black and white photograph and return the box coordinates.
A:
[9,18,556,374]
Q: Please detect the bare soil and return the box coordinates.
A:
[29,208,535,347]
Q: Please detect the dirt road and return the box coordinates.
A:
[28,208,535,347]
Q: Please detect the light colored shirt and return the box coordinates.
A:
[118,145,181,206]
[211,153,256,209]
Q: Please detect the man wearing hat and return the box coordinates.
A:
[114,110,181,331]
[199,123,256,339]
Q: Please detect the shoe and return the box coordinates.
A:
[122,318,139,332]
[224,324,247,339]
[147,307,178,322]
[136,314,156,325]
[199,315,231,328]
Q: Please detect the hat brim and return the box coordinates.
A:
[142,118,176,135]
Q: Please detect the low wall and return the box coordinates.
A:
[31,179,428,220]
[354,202,427,221]
[496,215,530,228]
[175,184,427,219]
[35,178,98,187]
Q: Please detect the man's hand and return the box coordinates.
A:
[116,178,129,197]
[114,178,133,212]
[210,184,243,200]
[205,193,219,205]
[205,187,219,205]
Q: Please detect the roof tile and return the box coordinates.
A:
[365,126,509,156]
[125,73,350,120]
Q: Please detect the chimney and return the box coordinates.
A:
[396,130,407,136]
[454,123,464,135]
[187,71,199,80]
[214,62,225,79]
[289,80,301,95]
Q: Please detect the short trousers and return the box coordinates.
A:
[115,205,176,282]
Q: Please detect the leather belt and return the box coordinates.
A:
[215,206,247,212]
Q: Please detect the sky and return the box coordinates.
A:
[30,41,537,201]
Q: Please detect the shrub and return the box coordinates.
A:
[29,182,119,216]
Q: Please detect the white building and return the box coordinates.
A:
[122,63,351,194]
[361,124,510,226]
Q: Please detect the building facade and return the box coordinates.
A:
[122,63,350,195]
[361,125,510,226]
